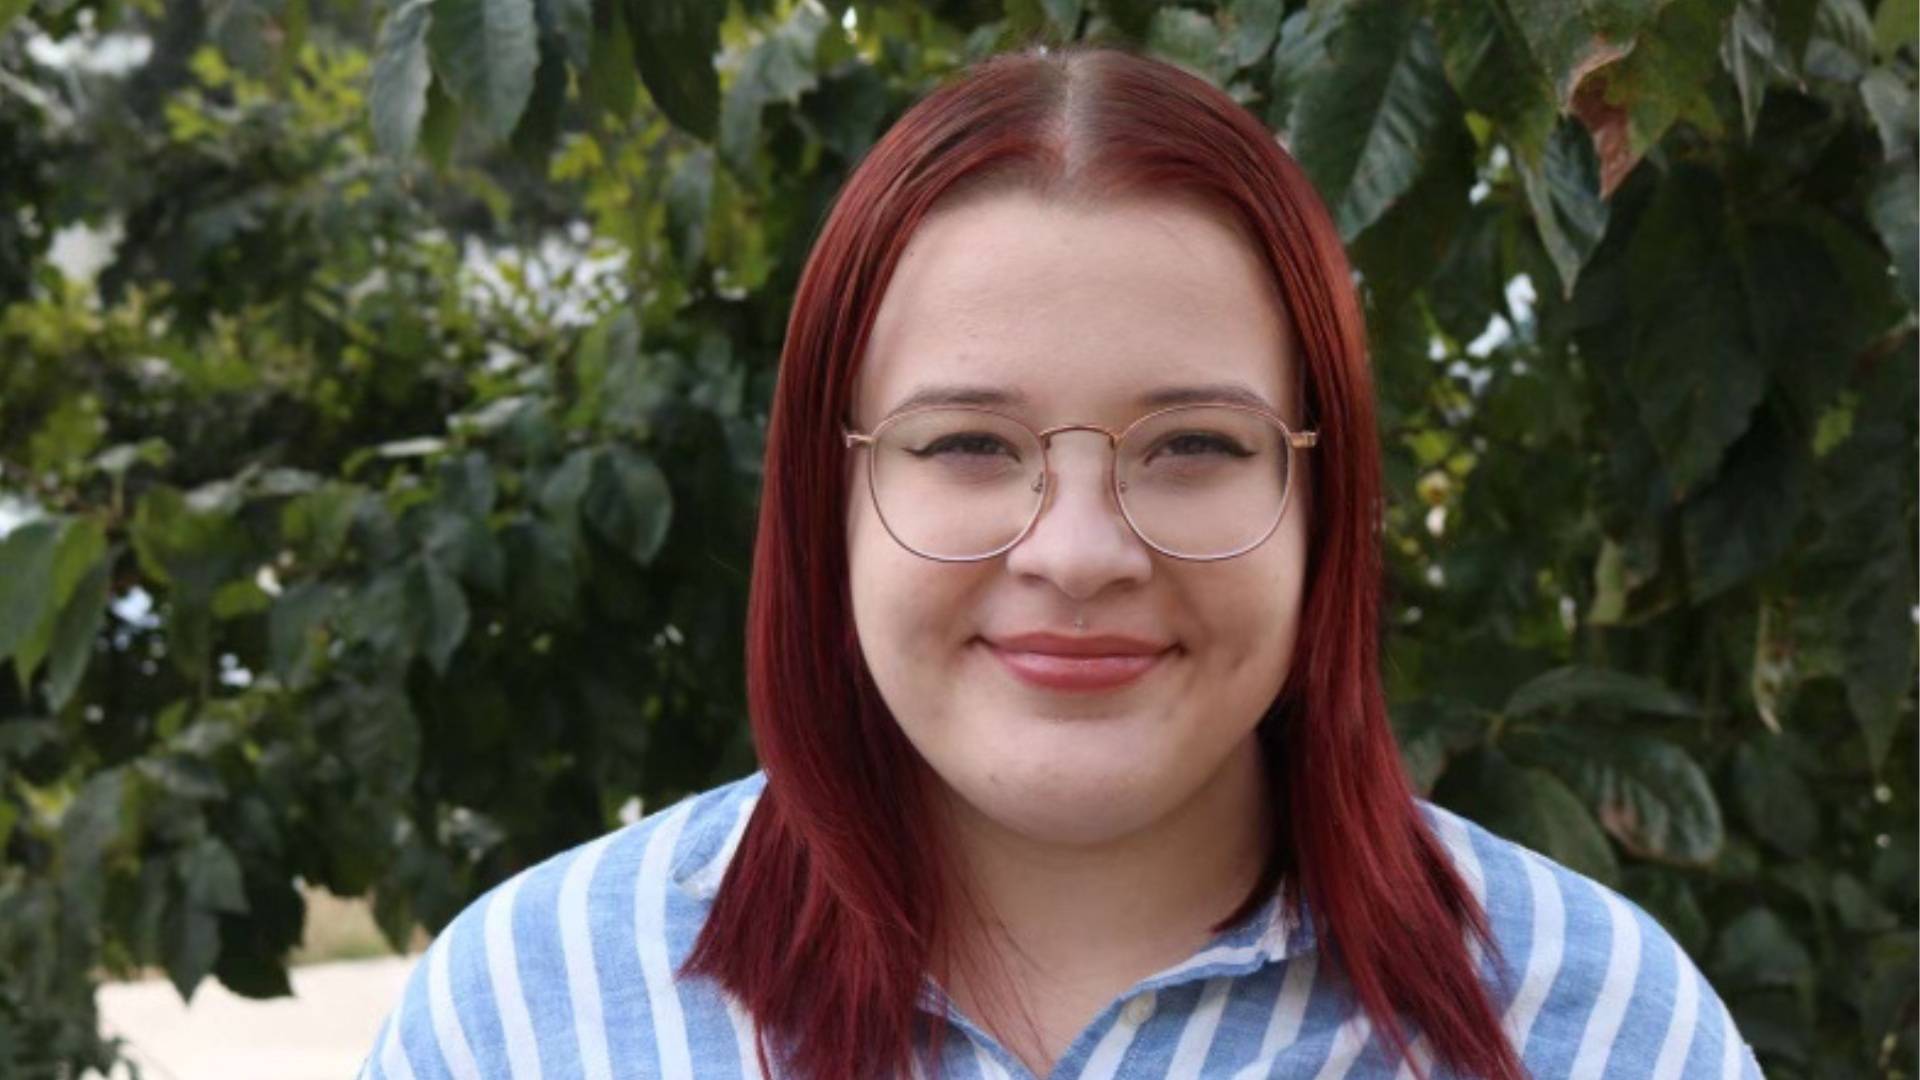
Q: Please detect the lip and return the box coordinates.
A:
[983,632,1176,692]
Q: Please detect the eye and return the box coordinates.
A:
[909,432,1023,460]
[1147,431,1254,462]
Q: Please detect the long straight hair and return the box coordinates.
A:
[684,43,1524,1080]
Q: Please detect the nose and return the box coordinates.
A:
[1002,429,1153,600]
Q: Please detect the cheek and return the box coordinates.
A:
[1192,497,1310,680]
[846,480,976,694]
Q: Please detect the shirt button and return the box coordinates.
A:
[1121,993,1155,1026]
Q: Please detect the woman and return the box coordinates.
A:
[361,44,1763,1080]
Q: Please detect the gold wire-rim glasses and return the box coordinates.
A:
[842,402,1321,563]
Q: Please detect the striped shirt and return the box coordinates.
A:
[358,769,1766,1079]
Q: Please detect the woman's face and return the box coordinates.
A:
[846,189,1312,848]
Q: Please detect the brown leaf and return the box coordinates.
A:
[1571,72,1638,198]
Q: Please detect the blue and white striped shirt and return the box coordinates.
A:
[359,770,1765,1078]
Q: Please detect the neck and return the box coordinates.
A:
[933,735,1278,1067]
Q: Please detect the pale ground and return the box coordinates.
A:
[88,889,424,1080]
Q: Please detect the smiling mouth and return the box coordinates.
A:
[980,638,1176,693]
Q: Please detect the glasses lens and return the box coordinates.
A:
[870,409,1045,559]
[1115,406,1290,558]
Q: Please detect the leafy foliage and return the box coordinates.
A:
[0,0,1913,1075]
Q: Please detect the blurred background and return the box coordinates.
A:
[0,0,1914,1075]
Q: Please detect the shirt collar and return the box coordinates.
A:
[917,883,1317,1025]
[680,789,1318,990]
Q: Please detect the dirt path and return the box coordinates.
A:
[92,954,415,1079]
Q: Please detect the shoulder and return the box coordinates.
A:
[356,770,769,1080]
[1415,799,1767,1078]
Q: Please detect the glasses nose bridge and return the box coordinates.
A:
[1029,421,1127,533]
[1036,421,1120,460]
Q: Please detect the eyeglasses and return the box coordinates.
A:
[843,403,1319,562]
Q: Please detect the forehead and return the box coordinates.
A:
[855,190,1299,424]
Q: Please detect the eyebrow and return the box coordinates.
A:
[882,381,1280,417]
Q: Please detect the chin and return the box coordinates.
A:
[951,752,1178,847]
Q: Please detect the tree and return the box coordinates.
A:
[0,0,1913,1074]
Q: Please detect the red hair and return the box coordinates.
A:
[684,43,1524,1080]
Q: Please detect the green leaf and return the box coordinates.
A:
[1429,0,1555,156]
[42,554,110,711]
[137,753,228,801]
[583,446,674,566]
[1868,159,1918,308]
[1858,930,1919,1048]
[1288,0,1456,240]
[551,0,591,69]
[540,447,596,531]
[370,0,434,156]
[90,438,173,478]
[1265,5,1340,132]
[1101,0,1159,39]
[179,837,249,915]
[1873,0,1919,54]
[427,0,539,143]
[418,77,460,169]
[510,34,569,160]
[335,568,413,659]
[1504,664,1700,718]
[1622,867,1710,956]
[1741,209,1892,421]
[1712,906,1814,993]
[1436,747,1621,885]
[1146,7,1225,84]
[1427,203,1509,342]
[1042,0,1082,35]
[14,517,108,689]
[1830,872,1897,932]
[211,578,272,619]
[1679,403,1807,603]
[1511,728,1725,864]
[282,483,360,566]
[268,582,333,688]
[331,680,421,799]
[502,516,579,624]
[418,507,506,595]
[130,488,253,681]
[1227,0,1284,67]
[1517,119,1609,297]
[584,0,638,118]
[1624,165,1768,498]
[718,3,829,177]
[409,557,470,676]
[435,452,496,519]
[0,0,31,33]
[48,511,106,607]
[1861,65,1917,160]
[626,0,723,140]
[27,395,105,475]
[1501,0,1639,105]
[1349,110,1475,299]
[0,520,61,665]
[665,147,715,275]
[805,62,889,162]
[1771,0,1819,66]
[1810,356,1917,770]
[59,769,134,888]
[1723,0,1774,138]
[570,309,642,430]
[1570,0,1733,177]
[162,903,222,1002]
